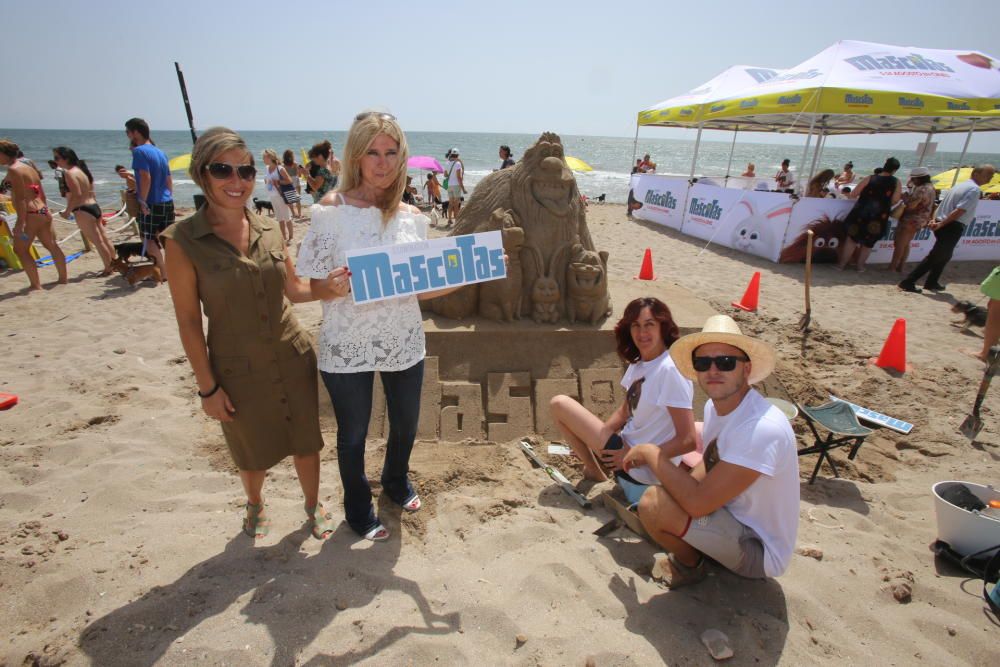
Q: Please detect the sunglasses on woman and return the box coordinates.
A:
[355,111,396,122]
[691,354,749,372]
[205,162,257,181]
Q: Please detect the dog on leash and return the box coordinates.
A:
[952,300,987,329]
[253,198,274,216]
[110,257,163,286]
[113,241,147,262]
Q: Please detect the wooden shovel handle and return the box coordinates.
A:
[804,230,814,309]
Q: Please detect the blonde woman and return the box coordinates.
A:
[296,112,462,541]
[261,149,296,243]
[162,127,345,540]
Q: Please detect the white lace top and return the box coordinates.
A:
[296,203,428,373]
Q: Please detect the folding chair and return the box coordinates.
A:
[796,400,873,484]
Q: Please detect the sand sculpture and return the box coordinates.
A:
[429,132,611,324]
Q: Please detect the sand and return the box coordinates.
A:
[1,203,998,666]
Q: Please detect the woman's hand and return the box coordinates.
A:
[313,266,351,300]
[202,387,236,422]
[599,446,627,472]
[622,444,658,473]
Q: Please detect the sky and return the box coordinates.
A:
[3,0,1000,153]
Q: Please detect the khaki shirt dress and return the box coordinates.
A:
[162,209,324,470]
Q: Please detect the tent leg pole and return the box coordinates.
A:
[916,131,933,167]
[797,115,817,194]
[951,122,976,188]
[807,133,823,186]
[679,122,704,233]
[630,123,640,173]
[723,126,739,187]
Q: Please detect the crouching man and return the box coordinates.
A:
[622,315,799,588]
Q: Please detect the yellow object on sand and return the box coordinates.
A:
[931,167,1000,192]
[0,218,40,270]
[565,156,593,172]
[169,153,192,172]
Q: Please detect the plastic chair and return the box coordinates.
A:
[796,400,873,484]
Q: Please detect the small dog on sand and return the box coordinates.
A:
[952,300,987,329]
[253,198,274,216]
[110,257,163,286]
[113,241,147,262]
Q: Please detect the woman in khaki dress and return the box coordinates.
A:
[162,127,350,539]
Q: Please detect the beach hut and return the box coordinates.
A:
[638,40,1000,186]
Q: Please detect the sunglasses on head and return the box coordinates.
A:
[205,162,256,181]
[355,111,396,122]
[692,354,749,372]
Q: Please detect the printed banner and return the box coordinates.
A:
[346,231,505,304]
[681,184,793,262]
[954,199,1000,262]
[629,174,688,230]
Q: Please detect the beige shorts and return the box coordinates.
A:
[681,506,767,578]
[447,185,463,201]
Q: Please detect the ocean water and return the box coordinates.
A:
[3,128,999,210]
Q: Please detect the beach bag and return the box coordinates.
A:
[279,182,300,205]
[443,162,456,190]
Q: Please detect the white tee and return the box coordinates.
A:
[295,203,428,373]
[444,160,463,188]
[619,349,694,486]
[701,388,799,577]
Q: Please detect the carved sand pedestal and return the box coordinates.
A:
[315,280,717,443]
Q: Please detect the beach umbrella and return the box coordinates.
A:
[931,167,1000,192]
[169,153,192,172]
[301,148,309,165]
[407,156,444,173]
[565,156,593,172]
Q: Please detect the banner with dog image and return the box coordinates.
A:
[680,184,793,262]
[346,231,506,304]
[628,174,688,230]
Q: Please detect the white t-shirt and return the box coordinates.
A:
[295,203,428,373]
[619,349,694,486]
[702,388,799,577]
[444,160,463,189]
[775,168,795,190]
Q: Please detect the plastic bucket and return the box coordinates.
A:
[932,481,1000,557]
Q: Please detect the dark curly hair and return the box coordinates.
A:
[614,297,680,364]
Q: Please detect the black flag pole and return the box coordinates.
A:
[174,62,198,145]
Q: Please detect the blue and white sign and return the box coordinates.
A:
[346,231,506,304]
[830,395,914,434]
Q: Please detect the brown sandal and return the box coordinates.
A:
[652,553,707,589]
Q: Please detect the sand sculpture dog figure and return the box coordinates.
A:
[565,243,611,324]
[478,209,525,322]
[435,132,603,321]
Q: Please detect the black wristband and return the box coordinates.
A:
[198,383,220,398]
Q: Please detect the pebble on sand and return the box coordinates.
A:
[795,545,823,560]
[701,628,734,661]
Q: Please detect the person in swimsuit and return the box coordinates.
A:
[0,139,67,290]
[54,147,115,275]
[281,150,303,219]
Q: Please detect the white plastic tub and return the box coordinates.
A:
[932,481,1000,557]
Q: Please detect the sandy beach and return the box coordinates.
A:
[1,203,998,666]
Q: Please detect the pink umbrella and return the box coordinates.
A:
[407,155,444,173]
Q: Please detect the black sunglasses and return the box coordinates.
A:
[692,354,749,373]
[205,162,256,181]
[355,111,396,122]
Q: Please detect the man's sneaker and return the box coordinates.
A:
[897,281,922,293]
[924,282,947,291]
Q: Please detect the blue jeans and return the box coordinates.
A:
[320,359,423,535]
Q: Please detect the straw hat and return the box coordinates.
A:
[670,315,776,385]
[909,166,930,178]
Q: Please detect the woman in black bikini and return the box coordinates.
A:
[54,146,115,275]
[0,138,67,290]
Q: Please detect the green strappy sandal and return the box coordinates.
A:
[243,502,270,539]
[305,501,335,540]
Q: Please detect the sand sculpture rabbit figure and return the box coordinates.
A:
[479,209,525,322]
[565,243,611,324]
[524,244,569,324]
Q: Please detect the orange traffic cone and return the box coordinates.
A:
[869,318,910,373]
[731,272,761,312]
[634,248,656,280]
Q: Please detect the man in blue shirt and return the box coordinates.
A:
[125,117,174,279]
[899,164,996,293]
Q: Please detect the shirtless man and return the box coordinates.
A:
[0,139,67,290]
